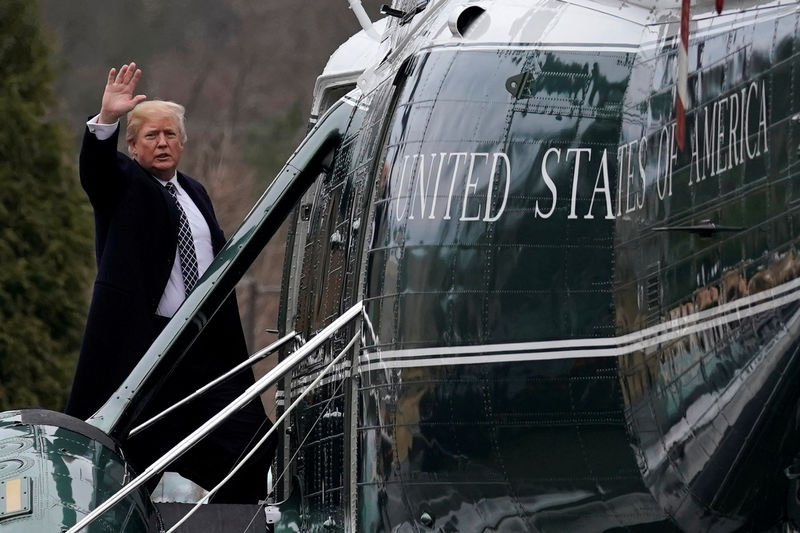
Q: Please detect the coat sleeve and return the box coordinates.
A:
[79,124,129,211]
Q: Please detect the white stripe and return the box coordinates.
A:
[360,280,800,371]
[342,94,368,111]
[287,279,800,391]
[289,360,352,395]
[362,277,800,363]
[677,44,689,105]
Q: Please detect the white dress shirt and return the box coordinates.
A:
[87,116,215,317]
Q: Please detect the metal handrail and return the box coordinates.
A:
[128,330,299,437]
[165,333,360,533]
[67,301,363,533]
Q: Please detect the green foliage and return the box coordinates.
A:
[0,0,92,411]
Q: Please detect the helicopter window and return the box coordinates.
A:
[317,84,357,118]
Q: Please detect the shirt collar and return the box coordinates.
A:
[158,173,179,187]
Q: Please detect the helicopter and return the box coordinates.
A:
[2,0,800,531]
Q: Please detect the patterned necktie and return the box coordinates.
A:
[164,182,199,294]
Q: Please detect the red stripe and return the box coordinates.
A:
[681,0,690,49]
[676,97,686,152]
[676,0,690,152]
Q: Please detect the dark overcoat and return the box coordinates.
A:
[65,125,248,420]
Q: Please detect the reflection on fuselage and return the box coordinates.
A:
[280,2,800,531]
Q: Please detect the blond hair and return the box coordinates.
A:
[126,100,187,153]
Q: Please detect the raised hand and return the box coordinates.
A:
[98,62,147,124]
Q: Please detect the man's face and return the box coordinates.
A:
[129,116,184,180]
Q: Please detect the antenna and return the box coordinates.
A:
[347,0,382,41]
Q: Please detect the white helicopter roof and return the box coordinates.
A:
[312,0,796,112]
[311,17,389,117]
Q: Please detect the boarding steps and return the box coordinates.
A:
[155,503,270,532]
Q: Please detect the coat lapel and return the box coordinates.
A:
[177,173,226,254]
